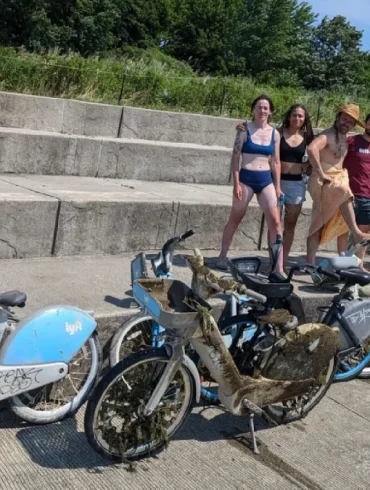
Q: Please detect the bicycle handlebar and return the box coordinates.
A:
[241,289,267,304]
[284,263,341,283]
[152,230,194,275]
[207,281,267,305]
[180,230,195,241]
[316,266,341,281]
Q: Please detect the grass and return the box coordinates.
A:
[0,47,369,127]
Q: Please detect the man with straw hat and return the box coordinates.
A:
[306,104,370,265]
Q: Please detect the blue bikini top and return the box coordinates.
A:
[242,128,275,156]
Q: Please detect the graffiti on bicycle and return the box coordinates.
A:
[347,307,370,325]
[0,367,42,395]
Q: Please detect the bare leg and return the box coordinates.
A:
[307,228,322,266]
[219,183,254,257]
[340,199,370,242]
[337,232,349,255]
[283,204,302,268]
[356,225,370,267]
[257,184,284,274]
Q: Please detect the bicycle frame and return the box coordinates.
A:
[143,312,321,418]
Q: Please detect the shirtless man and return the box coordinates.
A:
[306,104,370,265]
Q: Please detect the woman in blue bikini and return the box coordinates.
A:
[218,94,284,274]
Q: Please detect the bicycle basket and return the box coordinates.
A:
[133,279,212,329]
[130,253,149,286]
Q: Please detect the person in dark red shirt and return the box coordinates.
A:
[341,113,370,265]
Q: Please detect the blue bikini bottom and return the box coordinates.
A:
[239,169,273,194]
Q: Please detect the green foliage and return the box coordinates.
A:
[0,47,369,128]
[0,0,369,94]
[0,0,369,110]
[306,15,365,91]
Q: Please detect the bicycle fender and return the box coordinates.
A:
[0,306,96,365]
[183,354,201,403]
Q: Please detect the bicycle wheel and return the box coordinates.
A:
[264,355,337,424]
[109,314,155,367]
[85,348,195,462]
[11,332,102,424]
[336,349,370,381]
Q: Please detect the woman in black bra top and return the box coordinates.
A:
[278,104,314,268]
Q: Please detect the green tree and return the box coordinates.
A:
[165,0,245,75]
[237,0,316,86]
[0,0,171,55]
[306,15,364,91]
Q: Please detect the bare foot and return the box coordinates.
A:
[359,261,370,273]
[354,233,370,244]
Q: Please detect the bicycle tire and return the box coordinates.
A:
[84,348,195,462]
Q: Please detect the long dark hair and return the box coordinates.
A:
[280,104,314,144]
[333,113,342,143]
[251,94,275,121]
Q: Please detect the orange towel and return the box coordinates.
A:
[308,168,353,246]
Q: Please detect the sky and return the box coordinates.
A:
[307,0,370,51]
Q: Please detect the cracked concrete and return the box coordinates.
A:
[0,178,57,258]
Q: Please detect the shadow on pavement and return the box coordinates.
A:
[14,414,116,470]
[11,403,275,470]
[104,294,138,309]
[173,407,270,446]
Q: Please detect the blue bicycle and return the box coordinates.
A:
[0,291,102,424]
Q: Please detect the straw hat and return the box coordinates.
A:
[337,104,365,128]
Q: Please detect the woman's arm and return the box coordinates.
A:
[231,131,246,199]
[270,129,282,197]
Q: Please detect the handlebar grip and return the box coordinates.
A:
[245,289,267,304]
[317,266,340,281]
[180,230,194,240]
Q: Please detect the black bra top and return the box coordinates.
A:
[280,135,306,164]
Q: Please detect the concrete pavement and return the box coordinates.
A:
[0,379,369,489]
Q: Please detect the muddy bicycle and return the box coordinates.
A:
[84,250,339,461]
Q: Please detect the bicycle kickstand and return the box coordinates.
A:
[248,412,260,454]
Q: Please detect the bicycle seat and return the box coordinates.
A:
[338,268,370,287]
[0,290,27,308]
[239,273,293,300]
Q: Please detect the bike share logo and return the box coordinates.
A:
[65,320,83,335]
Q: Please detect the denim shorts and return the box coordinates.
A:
[354,196,370,226]
[280,177,307,205]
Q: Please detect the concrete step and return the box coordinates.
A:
[0,174,335,259]
[0,251,337,353]
[0,91,240,146]
[0,127,232,185]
